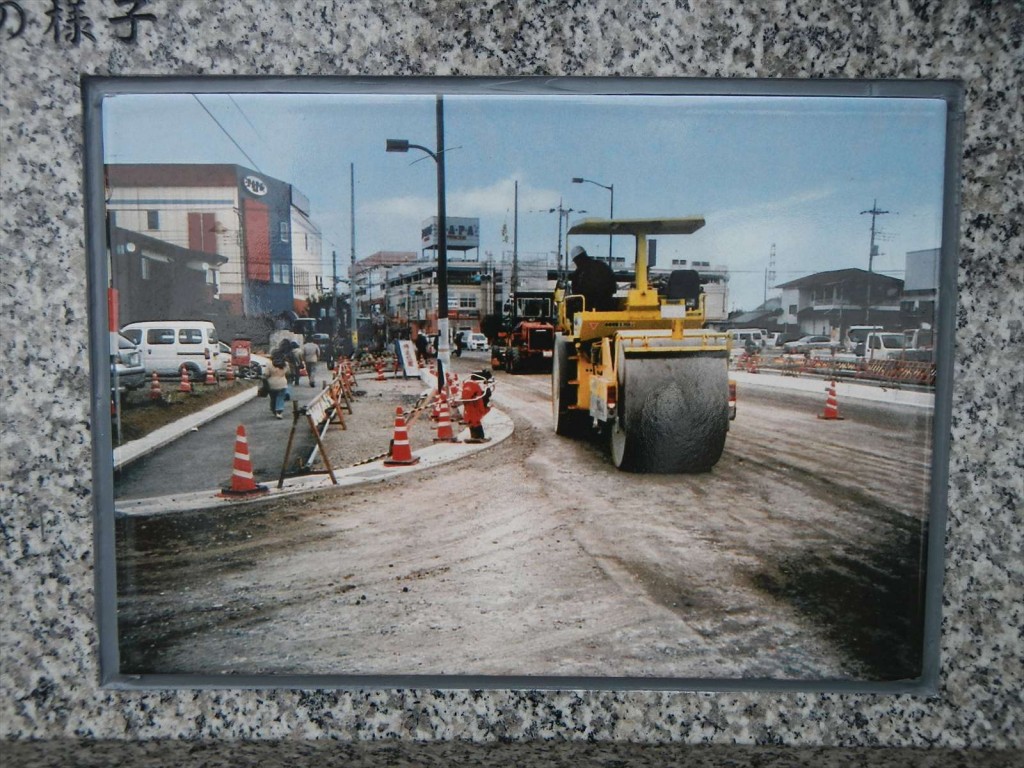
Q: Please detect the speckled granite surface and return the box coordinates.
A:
[1,1,1021,765]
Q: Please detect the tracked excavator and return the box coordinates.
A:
[552,217,734,473]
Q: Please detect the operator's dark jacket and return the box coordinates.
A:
[570,254,617,312]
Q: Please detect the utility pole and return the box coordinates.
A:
[349,163,356,348]
[860,200,889,325]
[331,249,339,337]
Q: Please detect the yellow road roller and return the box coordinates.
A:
[552,217,733,473]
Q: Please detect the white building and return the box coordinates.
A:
[106,164,324,317]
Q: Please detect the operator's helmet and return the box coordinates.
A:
[570,245,587,262]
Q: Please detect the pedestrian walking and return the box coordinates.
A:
[302,338,321,387]
[272,338,303,385]
[415,330,429,363]
[265,355,290,419]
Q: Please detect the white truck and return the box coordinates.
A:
[863,331,908,361]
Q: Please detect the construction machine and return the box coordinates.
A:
[552,217,734,473]
[490,290,557,374]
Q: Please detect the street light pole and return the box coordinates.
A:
[572,176,614,267]
[386,95,449,391]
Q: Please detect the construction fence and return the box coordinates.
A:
[732,352,937,388]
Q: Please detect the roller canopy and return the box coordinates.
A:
[568,217,706,236]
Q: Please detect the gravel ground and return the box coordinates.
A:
[314,372,463,470]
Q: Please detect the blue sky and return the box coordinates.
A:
[103,90,948,312]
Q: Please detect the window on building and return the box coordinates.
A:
[147,210,159,230]
[280,222,290,243]
[271,263,292,284]
[459,296,477,309]
[789,304,798,315]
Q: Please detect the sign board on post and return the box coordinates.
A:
[420,217,480,250]
[397,340,420,377]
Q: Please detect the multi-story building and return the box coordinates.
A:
[776,267,904,337]
[105,164,323,321]
[902,248,940,328]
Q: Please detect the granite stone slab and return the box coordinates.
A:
[1,1,1021,765]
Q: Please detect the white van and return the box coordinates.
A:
[120,320,226,379]
[728,328,767,356]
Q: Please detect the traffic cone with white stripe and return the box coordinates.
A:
[148,371,162,401]
[817,379,844,420]
[225,362,235,382]
[433,393,460,443]
[177,366,192,393]
[383,407,420,466]
[218,425,269,497]
[205,359,217,385]
[376,360,386,381]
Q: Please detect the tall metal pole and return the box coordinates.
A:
[349,163,356,348]
[511,180,519,296]
[607,184,614,268]
[435,95,449,390]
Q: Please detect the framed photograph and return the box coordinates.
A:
[86,77,961,692]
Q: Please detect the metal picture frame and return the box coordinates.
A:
[85,76,963,692]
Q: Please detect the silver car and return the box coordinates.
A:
[112,333,146,391]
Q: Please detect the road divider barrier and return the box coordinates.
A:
[277,368,353,488]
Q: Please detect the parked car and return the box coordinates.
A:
[782,335,839,355]
[111,333,146,391]
[467,333,488,351]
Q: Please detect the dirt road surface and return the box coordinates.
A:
[116,357,932,683]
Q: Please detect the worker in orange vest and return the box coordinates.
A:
[460,370,494,442]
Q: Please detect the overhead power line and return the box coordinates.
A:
[193,95,263,173]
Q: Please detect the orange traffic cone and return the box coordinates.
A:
[817,380,844,420]
[433,393,460,443]
[218,425,269,497]
[225,362,235,382]
[148,371,162,400]
[376,361,386,381]
[205,359,217,385]
[177,366,192,393]
[383,407,420,466]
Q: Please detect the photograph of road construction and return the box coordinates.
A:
[95,84,951,685]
